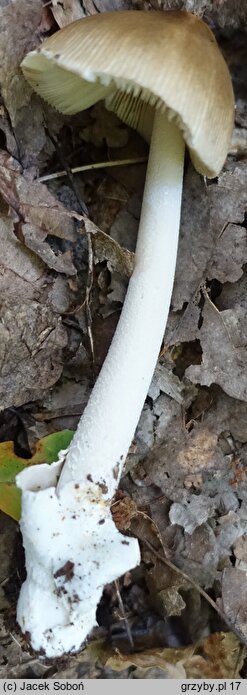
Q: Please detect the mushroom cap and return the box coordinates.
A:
[21,10,234,177]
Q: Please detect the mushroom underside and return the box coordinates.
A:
[22,56,210,176]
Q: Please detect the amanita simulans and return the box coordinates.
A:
[18,11,234,656]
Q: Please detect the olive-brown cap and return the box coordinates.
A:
[21,10,234,178]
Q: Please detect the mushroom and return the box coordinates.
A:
[18,10,234,657]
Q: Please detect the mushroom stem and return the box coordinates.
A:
[57,111,185,495]
[16,111,185,657]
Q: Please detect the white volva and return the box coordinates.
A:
[16,112,185,656]
[16,456,140,657]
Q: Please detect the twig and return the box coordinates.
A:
[115,579,134,650]
[142,538,247,648]
[84,223,95,372]
[38,157,148,183]
[47,132,88,214]
[9,632,22,649]
[47,131,95,368]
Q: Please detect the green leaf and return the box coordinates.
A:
[0,430,74,521]
[0,484,22,522]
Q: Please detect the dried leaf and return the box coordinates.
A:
[186,297,247,402]
[207,223,247,284]
[51,0,85,28]
[0,303,68,409]
[111,495,138,532]
[172,166,210,311]
[92,0,130,10]
[0,196,82,409]
[82,0,98,14]
[0,151,78,273]
[142,387,246,529]
[170,499,216,536]
[0,0,62,168]
[148,362,186,403]
[0,216,44,291]
[233,536,247,572]
[0,151,77,239]
[36,378,91,425]
[209,162,247,237]
[85,217,134,277]
[221,567,247,639]
[97,632,244,679]
[230,127,247,156]
[20,224,76,275]
[161,1,247,29]
[167,160,247,348]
